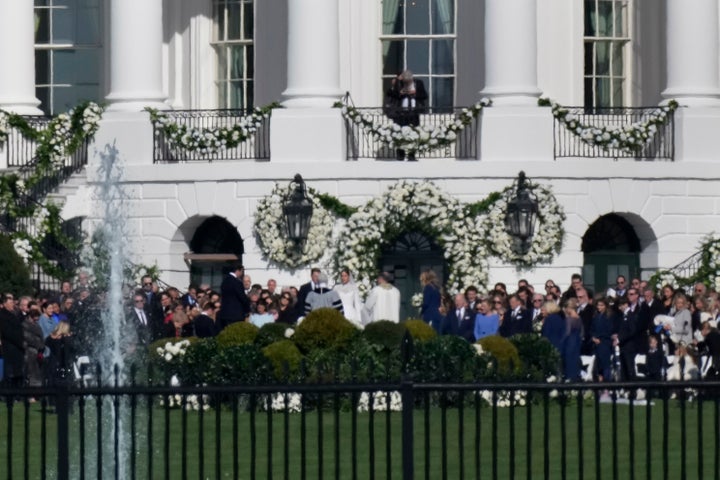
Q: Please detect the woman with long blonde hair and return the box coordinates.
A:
[420,270,443,332]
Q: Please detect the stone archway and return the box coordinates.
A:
[186,216,244,289]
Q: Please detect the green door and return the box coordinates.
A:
[583,252,640,295]
[379,232,446,321]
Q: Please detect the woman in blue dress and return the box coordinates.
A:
[590,298,614,381]
[420,270,443,332]
[474,298,500,340]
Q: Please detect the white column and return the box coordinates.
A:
[662,0,720,106]
[480,0,541,106]
[0,1,42,114]
[281,0,342,107]
[106,0,167,111]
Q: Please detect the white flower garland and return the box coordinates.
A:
[339,99,491,153]
[146,103,278,155]
[542,98,678,152]
[484,180,565,268]
[254,182,335,269]
[333,180,489,297]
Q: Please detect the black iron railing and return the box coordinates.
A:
[3,368,720,479]
[553,107,675,160]
[668,250,704,282]
[152,109,271,163]
[344,107,479,160]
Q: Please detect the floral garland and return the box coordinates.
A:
[648,234,720,292]
[337,99,491,154]
[253,182,335,269]
[539,98,678,153]
[147,102,279,155]
[333,180,490,296]
[484,180,565,268]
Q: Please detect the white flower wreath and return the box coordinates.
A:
[339,99,491,154]
[333,180,489,297]
[254,182,335,269]
[484,181,565,268]
[542,98,678,153]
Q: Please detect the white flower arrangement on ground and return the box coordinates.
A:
[262,392,303,413]
[333,180,489,297]
[357,391,403,412]
[155,339,191,363]
[254,182,335,269]
[146,103,278,155]
[339,99,491,154]
[411,293,423,308]
[541,98,678,153]
[161,393,211,411]
[478,390,527,408]
[484,180,565,268]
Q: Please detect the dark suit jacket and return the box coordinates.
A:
[296,282,313,317]
[578,303,595,354]
[385,78,428,126]
[499,308,533,338]
[128,308,152,345]
[217,273,250,330]
[440,306,475,342]
[141,290,164,341]
[617,309,643,354]
[193,314,217,338]
[0,308,25,379]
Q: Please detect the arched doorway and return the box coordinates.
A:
[188,216,244,289]
[379,231,446,321]
[582,214,641,294]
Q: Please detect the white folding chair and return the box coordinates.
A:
[580,355,596,382]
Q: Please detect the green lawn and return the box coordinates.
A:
[0,393,718,479]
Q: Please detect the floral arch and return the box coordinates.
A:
[332,180,490,296]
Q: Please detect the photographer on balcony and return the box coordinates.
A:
[385,70,428,161]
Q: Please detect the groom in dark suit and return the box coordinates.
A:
[216,264,250,330]
[295,267,321,318]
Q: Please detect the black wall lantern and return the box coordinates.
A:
[505,171,539,252]
[283,174,313,246]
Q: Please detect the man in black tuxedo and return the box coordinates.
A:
[639,288,665,349]
[0,293,25,387]
[217,264,250,330]
[385,69,428,161]
[440,293,475,342]
[140,275,164,339]
[128,293,153,345]
[499,294,533,337]
[576,288,596,355]
[615,296,643,382]
[295,268,321,318]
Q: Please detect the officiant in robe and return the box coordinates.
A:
[362,272,401,324]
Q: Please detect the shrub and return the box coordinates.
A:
[294,308,358,353]
[255,322,293,348]
[208,344,272,385]
[510,334,561,381]
[403,319,437,342]
[0,234,34,296]
[262,340,304,380]
[217,322,259,348]
[363,321,406,352]
[478,336,522,377]
[410,335,478,383]
[176,338,218,385]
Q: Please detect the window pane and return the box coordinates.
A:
[432,39,453,75]
[36,87,50,113]
[382,0,404,35]
[431,77,453,108]
[53,6,76,44]
[612,78,624,106]
[432,0,454,35]
[246,46,254,78]
[35,49,50,84]
[595,78,611,107]
[406,0,430,35]
[611,42,624,76]
[243,0,253,39]
[76,6,101,45]
[35,9,50,43]
[218,81,228,108]
[595,41,609,75]
[614,1,627,37]
[53,86,77,113]
[407,39,429,75]
[229,82,243,108]
[218,47,228,82]
[227,2,242,40]
[214,3,225,40]
[584,77,593,107]
[584,0,596,36]
[584,42,593,75]
[597,0,612,37]
[246,80,254,109]
[230,46,244,80]
[35,0,49,6]
[55,49,100,84]
[382,40,404,76]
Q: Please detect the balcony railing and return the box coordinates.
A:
[6,116,89,172]
[345,107,479,160]
[553,107,675,161]
[152,109,271,163]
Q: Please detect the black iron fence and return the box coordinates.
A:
[345,107,479,160]
[553,107,675,161]
[3,375,720,479]
[152,109,271,163]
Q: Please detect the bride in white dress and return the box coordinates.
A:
[334,269,364,328]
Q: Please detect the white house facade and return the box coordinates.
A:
[2,0,720,306]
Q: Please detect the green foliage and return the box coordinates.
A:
[464,191,502,218]
[509,334,560,381]
[262,340,304,380]
[478,336,522,376]
[362,320,406,353]
[403,319,437,342]
[176,338,217,385]
[208,344,272,385]
[409,336,480,383]
[0,234,34,296]
[217,322,259,348]
[255,322,292,348]
[309,189,358,219]
[294,308,358,353]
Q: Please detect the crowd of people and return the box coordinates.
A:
[2,264,720,393]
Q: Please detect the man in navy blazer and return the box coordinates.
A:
[499,293,533,337]
[440,293,475,342]
[216,264,250,331]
